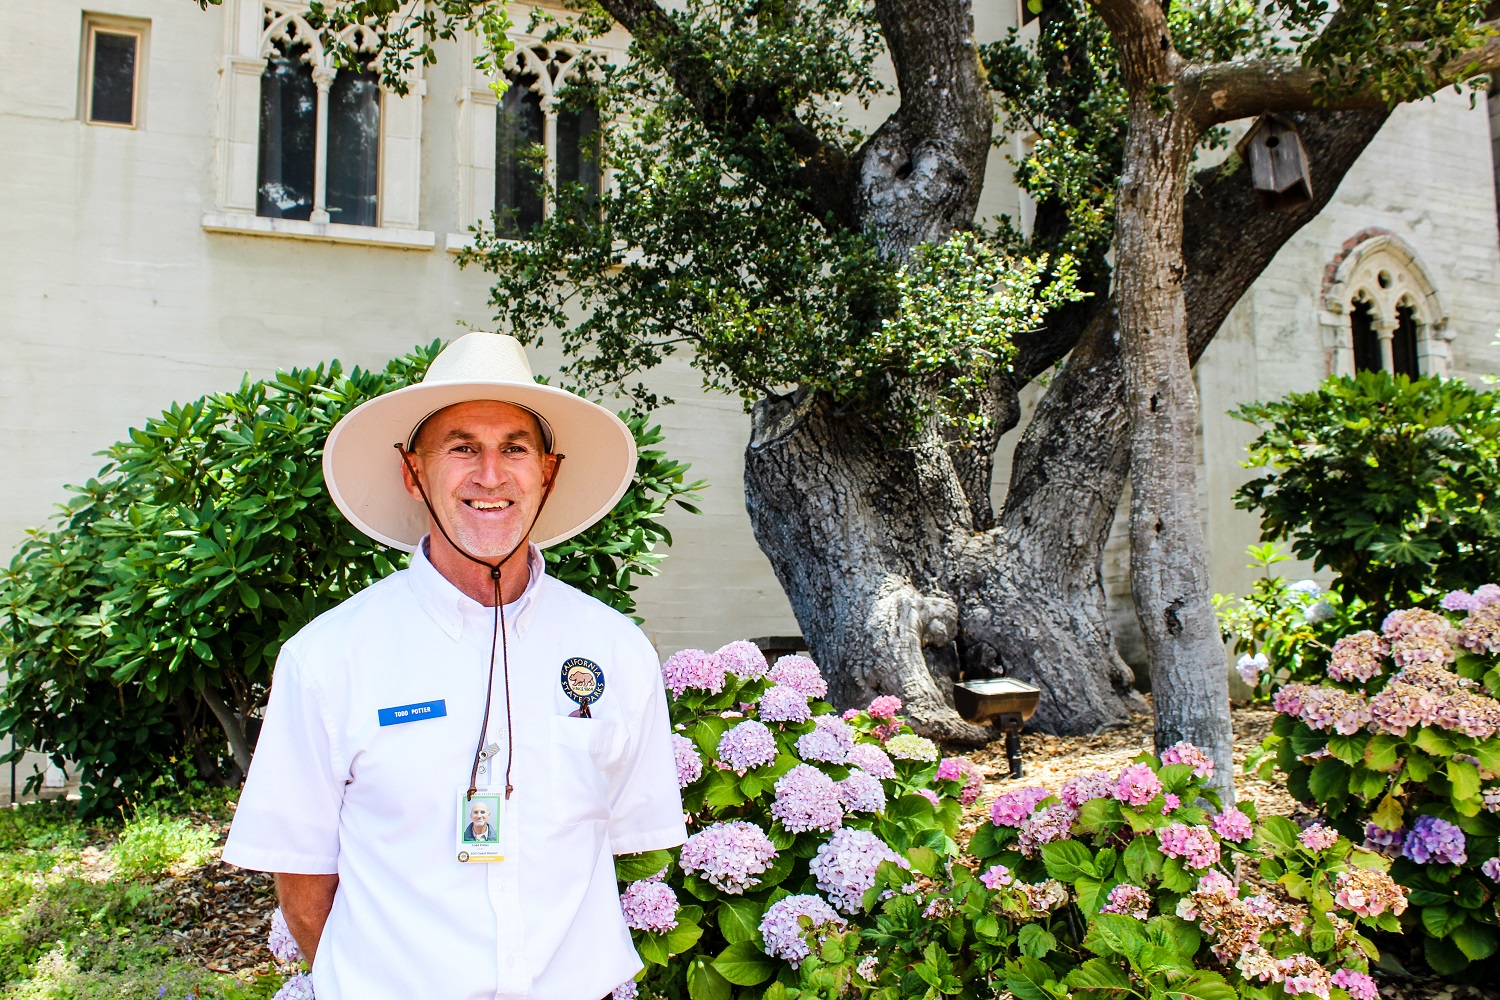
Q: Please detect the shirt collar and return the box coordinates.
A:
[407,536,547,640]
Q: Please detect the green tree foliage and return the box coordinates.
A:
[0,344,701,814]
[1232,373,1500,612]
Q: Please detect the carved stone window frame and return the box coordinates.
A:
[449,15,628,252]
[80,13,150,130]
[204,0,433,248]
[1319,230,1451,378]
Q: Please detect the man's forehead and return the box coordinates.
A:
[416,400,545,443]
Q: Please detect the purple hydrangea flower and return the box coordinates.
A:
[1404,815,1467,865]
[268,907,301,966]
[769,655,828,699]
[718,720,777,772]
[678,821,779,893]
[935,757,985,806]
[758,894,846,968]
[1483,857,1500,880]
[847,743,896,779]
[810,827,908,913]
[272,975,315,1000]
[1364,823,1406,855]
[716,640,769,679]
[620,879,679,932]
[797,715,855,764]
[914,788,941,808]
[1443,590,1480,611]
[1211,806,1253,843]
[1236,652,1269,685]
[772,764,844,833]
[837,769,887,814]
[759,684,811,724]
[867,696,902,720]
[662,649,726,697]
[673,733,703,787]
[611,981,639,1000]
[1477,584,1500,606]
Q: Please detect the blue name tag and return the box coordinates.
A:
[378,699,447,727]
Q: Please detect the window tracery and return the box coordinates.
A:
[1320,233,1451,378]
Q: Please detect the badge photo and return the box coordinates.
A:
[455,791,505,863]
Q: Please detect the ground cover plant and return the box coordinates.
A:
[0,344,700,813]
[1255,586,1500,975]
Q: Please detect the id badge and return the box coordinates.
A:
[456,790,506,863]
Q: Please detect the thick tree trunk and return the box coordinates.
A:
[1112,99,1233,784]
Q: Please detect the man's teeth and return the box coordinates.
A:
[467,500,513,510]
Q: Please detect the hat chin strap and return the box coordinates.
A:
[394,444,566,802]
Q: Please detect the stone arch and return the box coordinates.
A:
[1319,229,1452,377]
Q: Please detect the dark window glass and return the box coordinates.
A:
[326,70,381,226]
[257,51,317,221]
[556,101,602,218]
[90,30,137,125]
[1394,303,1421,379]
[1351,298,1382,374]
[495,73,545,239]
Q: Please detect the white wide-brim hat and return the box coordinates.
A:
[324,332,636,551]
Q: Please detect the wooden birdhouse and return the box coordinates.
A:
[1235,114,1314,212]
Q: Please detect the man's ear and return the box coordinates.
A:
[399,450,425,503]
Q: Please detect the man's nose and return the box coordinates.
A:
[470,447,511,488]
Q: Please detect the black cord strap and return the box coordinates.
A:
[395,443,565,801]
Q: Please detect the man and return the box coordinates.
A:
[465,800,497,843]
[224,333,687,999]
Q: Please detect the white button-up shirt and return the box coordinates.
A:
[224,541,687,1000]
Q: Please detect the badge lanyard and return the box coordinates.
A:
[396,443,565,801]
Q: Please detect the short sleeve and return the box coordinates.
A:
[223,646,344,874]
[606,636,688,856]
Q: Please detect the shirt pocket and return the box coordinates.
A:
[548,715,626,827]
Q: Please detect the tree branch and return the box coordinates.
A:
[1186,22,1500,125]
[597,0,858,228]
[1086,0,1177,89]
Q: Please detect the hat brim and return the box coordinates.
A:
[324,380,636,551]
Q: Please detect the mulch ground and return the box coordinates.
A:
[149,703,1500,996]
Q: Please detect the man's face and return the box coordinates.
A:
[469,803,489,827]
[403,401,557,560]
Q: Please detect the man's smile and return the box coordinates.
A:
[464,499,514,511]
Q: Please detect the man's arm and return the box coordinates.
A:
[276,872,339,967]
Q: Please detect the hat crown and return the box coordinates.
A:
[423,332,537,386]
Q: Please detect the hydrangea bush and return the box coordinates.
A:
[1253,587,1500,973]
[615,642,976,1000]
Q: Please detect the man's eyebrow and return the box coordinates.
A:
[435,427,538,445]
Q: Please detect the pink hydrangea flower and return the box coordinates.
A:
[1158,823,1220,868]
[1211,806,1252,843]
[612,981,639,1000]
[1017,804,1078,857]
[991,786,1053,827]
[678,821,779,893]
[1159,741,1215,779]
[1333,869,1408,917]
[620,879,679,932]
[1443,590,1481,611]
[797,715,855,764]
[769,655,828,699]
[1099,883,1151,919]
[273,975,315,1000]
[1381,608,1458,669]
[758,683,812,724]
[772,764,844,833]
[934,757,985,806]
[847,743,896,779]
[718,720,777,772]
[1299,823,1338,852]
[1279,955,1332,999]
[1114,763,1163,807]
[841,708,861,721]
[914,788,941,808]
[662,649,726,697]
[1161,793,1181,813]
[1060,771,1114,809]
[1332,969,1377,1000]
[837,769,887,814]
[867,695,903,720]
[268,907,301,967]
[716,640,769,679]
[672,733,703,787]
[979,864,1013,889]
[1328,631,1389,683]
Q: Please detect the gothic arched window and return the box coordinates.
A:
[1322,233,1450,379]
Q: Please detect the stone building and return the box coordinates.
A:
[3,0,1499,795]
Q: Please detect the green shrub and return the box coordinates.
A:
[619,644,1401,1000]
[108,808,218,881]
[1232,372,1500,615]
[0,343,700,814]
[1252,586,1500,975]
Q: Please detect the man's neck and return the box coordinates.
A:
[424,533,533,607]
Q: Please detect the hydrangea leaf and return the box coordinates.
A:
[717,897,765,946]
[1414,728,1458,757]
[1063,957,1133,997]
[1017,923,1058,958]
[1163,970,1236,1000]
[616,850,673,883]
[1041,840,1097,883]
[687,956,733,1000]
[711,941,778,985]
